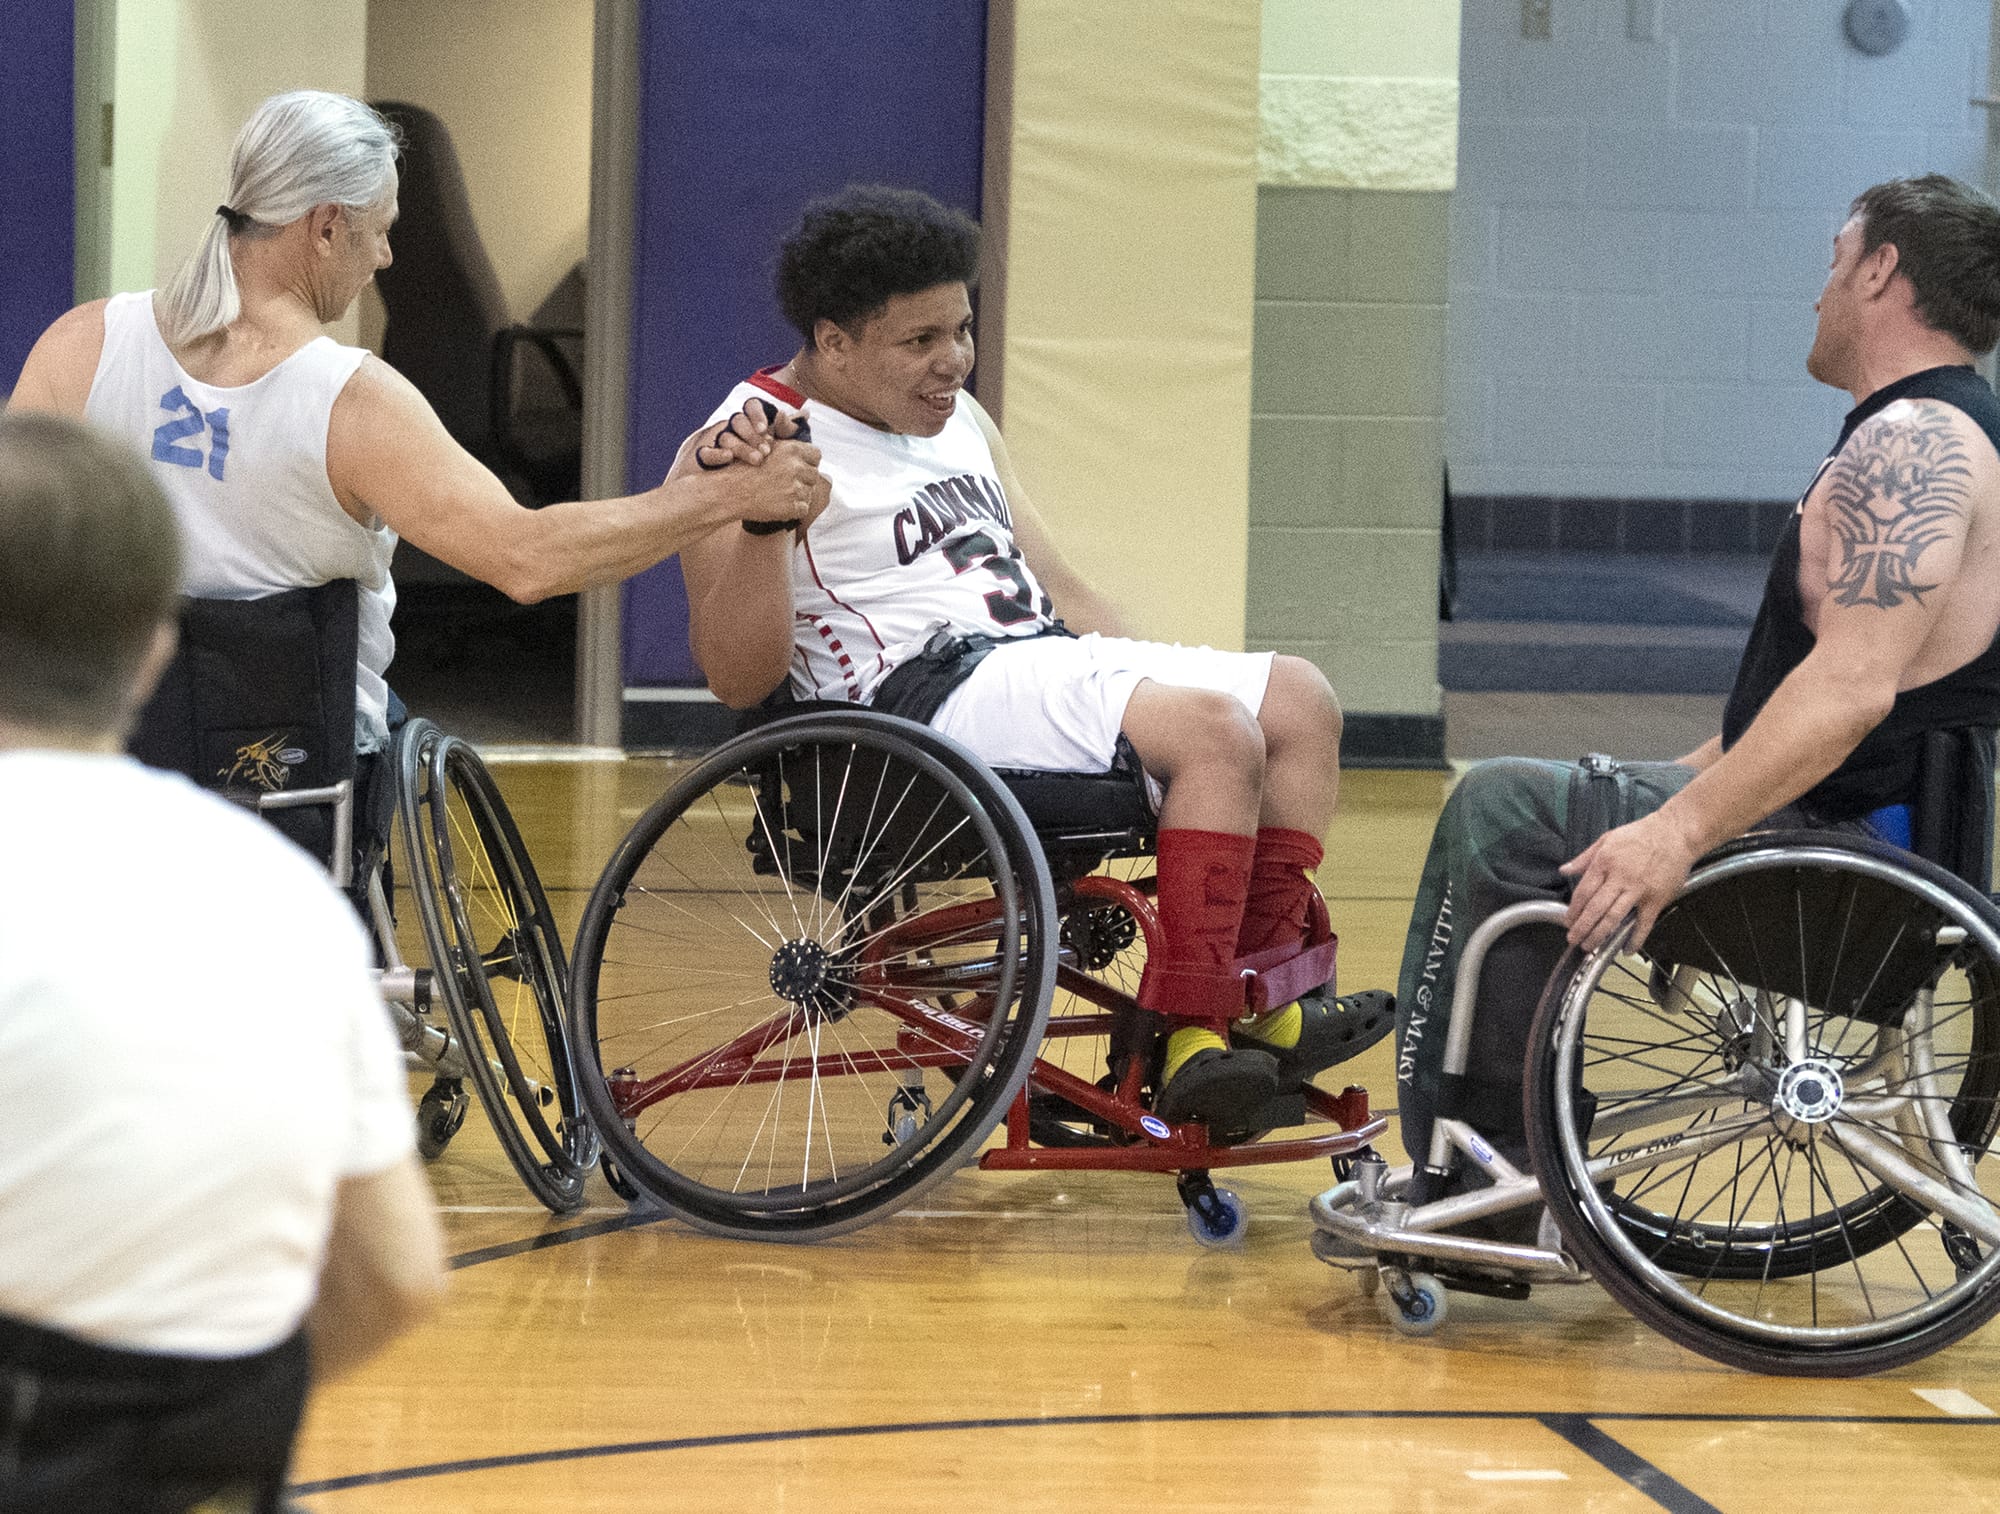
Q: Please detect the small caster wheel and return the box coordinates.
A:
[416,1077,469,1159]
[1183,1184,1248,1248]
[601,1152,641,1204]
[1379,1268,1446,1337]
[883,1084,933,1147]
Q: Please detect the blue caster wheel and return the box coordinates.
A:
[1183,1183,1248,1248]
[1380,1268,1446,1336]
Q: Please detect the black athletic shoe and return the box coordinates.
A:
[1154,1040,1281,1139]
[1235,987,1396,1086]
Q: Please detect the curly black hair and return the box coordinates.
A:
[775,185,981,345]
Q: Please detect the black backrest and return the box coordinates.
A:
[1911,725,1996,895]
[128,581,359,865]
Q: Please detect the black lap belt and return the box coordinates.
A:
[1565,752,1635,859]
[868,623,1070,726]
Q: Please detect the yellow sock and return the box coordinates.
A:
[1162,1025,1227,1083]
[1237,1000,1301,1050]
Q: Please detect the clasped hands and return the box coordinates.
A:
[674,396,830,532]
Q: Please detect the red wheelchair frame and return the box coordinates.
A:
[969,877,1381,1175]
[570,710,1384,1242]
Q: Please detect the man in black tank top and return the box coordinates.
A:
[1389,175,2000,1206]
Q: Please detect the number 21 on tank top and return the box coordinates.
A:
[151,384,231,481]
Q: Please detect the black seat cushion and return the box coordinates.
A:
[737,698,1155,871]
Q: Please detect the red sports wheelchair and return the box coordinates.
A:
[569,708,1389,1243]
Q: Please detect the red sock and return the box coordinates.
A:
[1234,827,1324,956]
[1152,828,1257,1023]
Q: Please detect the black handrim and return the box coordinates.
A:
[570,715,1055,1238]
[400,720,591,1213]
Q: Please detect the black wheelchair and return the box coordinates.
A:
[567,706,1388,1244]
[1311,756,2000,1377]
[132,581,595,1213]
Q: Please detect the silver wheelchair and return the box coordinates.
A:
[1311,826,2000,1377]
[131,582,595,1214]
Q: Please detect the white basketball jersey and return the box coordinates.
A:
[85,292,398,746]
[707,371,1053,703]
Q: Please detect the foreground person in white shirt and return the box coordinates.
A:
[0,411,444,1513]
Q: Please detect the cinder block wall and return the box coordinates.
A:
[1250,188,1448,760]
[1247,0,1458,766]
[1449,1,1990,511]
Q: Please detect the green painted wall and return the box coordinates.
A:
[1251,3,1456,757]
[1249,186,1447,724]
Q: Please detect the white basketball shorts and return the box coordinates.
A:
[929,633,1275,786]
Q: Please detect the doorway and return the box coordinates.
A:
[360,0,595,747]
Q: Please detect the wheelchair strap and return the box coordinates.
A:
[868,622,1073,726]
[1564,751,1635,861]
[1911,725,1996,893]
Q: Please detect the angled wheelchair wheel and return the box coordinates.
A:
[399,719,594,1214]
[569,713,1057,1239]
[1526,832,2000,1375]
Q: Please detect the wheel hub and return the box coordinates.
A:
[769,938,849,1020]
[1775,1057,1844,1124]
[1062,904,1138,971]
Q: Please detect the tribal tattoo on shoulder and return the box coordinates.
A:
[1821,402,1973,610]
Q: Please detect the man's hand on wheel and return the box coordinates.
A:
[1560,810,1700,952]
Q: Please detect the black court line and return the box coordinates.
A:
[446,1211,667,1270]
[291,1408,1994,1500]
[1539,1414,1721,1513]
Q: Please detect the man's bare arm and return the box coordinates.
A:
[1674,734,1724,770]
[962,394,1131,638]
[679,405,834,707]
[305,1155,446,1382]
[1565,399,1984,948]
[328,359,821,604]
[683,522,799,708]
[5,302,109,415]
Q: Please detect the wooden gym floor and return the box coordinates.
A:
[289,750,2000,1513]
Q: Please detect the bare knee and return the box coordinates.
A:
[1260,655,1342,757]
[1124,684,1266,791]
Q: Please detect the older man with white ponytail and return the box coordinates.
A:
[9,89,820,754]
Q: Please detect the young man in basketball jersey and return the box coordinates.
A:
[1391,175,2000,1211]
[682,185,1380,1133]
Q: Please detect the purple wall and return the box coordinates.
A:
[1,3,77,392]
[621,1,988,689]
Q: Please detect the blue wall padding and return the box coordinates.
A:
[0,3,76,392]
[622,1,987,687]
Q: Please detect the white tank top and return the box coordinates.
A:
[707,371,1053,703]
[84,292,397,747]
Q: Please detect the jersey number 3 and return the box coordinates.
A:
[152,385,232,481]
[944,530,1046,627]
